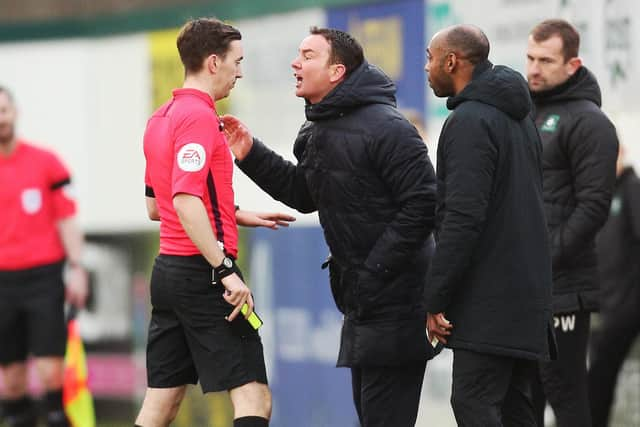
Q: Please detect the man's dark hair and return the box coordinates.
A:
[530,19,580,62]
[309,26,364,76]
[0,85,14,104]
[177,18,242,74]
[444,25,490,65]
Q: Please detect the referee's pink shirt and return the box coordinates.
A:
[144,88,238,258]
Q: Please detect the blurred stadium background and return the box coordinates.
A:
[0,0,638,425]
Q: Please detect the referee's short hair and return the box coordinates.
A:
[177,18,242,74]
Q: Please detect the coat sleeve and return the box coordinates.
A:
[424,112,497,313]
[625,173,640,240]
[550,112,618,266]
[236,137,316,213]
[362,117,437,273]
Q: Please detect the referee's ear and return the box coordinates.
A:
[206,54,219,74]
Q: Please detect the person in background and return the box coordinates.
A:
[136,18,293,427]
[526,19,619,426]
[223,26,437,427]
[588,145,640,427]
[401,109,429,142]
[0,85,88,427]
[424,24,554,426]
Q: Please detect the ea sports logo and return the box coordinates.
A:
[177,143,206,172]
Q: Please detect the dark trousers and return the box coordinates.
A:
[533,311,591,427]
[588,304,640,427]
[350,360,426,427]
[451,349,537,427]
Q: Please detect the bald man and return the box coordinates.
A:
[424,25,555,425]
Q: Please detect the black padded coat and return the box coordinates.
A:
[237,61,437,367]
[532,66,619,313]
[425,61,555,361]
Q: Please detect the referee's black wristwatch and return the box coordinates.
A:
[213,256,235,281]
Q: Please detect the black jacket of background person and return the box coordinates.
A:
[236,61,437,367]
[596,167,640,314]
[425,61,555,361]
[531,66,618,314]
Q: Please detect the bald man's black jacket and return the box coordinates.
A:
[236,61,437,367]
[425,61,555,361]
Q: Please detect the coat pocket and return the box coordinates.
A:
[337,316,434,367]
[323,255,345,314]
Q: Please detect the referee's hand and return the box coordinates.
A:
[221,273,254,321]
[65,264,89,309]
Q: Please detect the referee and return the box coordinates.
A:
[135,18,288,427]
[0,86,88,427]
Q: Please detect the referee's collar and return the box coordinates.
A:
[172,88,215,109]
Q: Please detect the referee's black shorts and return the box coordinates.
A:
[146,254,268,393]
[0,261,67,365]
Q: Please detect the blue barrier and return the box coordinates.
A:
[249,226,358,427]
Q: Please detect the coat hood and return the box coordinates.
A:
[447,61,533,120]
[305,61,397,121]
[530,66,602,107]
